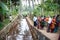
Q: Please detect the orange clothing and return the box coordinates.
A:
[45,17,49,22]
[50,18,56,29]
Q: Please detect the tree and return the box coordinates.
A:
[0,2,9,22]
[33,0,59,16]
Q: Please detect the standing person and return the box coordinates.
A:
[33,15,37,26]
[58,34,60,40]
[46,16,52,32]
[37,16,42,29]
[50,16,56,33]
[40,16,45,29]
[54,14,60,32]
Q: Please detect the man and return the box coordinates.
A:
[47,16,52,32]
[33,15,37,26]
[54,14,60,32]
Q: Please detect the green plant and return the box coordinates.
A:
[0,2,9,22]
[33,0,59,16]
[0,22,4,30]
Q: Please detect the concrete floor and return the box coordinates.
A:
[7,18,33,40]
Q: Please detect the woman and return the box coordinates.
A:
[50,16,56,33]
[37,16,42,29]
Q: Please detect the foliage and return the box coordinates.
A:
[3,19,10,25]
[0,1,18,30]
[33,0,59,16]
[0,2,9,20]
[0,22,4,30]
[12,9,17,15]
[0,2,9,14]
[33,8,40,16]
[0,19,10,30]
[41,1,59,11]
[54,0,60,5]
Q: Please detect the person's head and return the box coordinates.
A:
[57,14,60,17]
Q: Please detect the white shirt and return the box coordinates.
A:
[41,17,44,20]
[48,17,52,24]
[9,16,12,21]
[33,16,37,21]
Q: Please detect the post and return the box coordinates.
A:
[19,0,23,18]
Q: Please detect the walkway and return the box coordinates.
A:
[7,18,33,40]
[26,17,59,40]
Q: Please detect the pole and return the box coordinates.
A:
[32,0,34,9]
[19,0,23,18]
[28,0,31,13]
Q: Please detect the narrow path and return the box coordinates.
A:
[7,18,33,40]
[16,18,33,40]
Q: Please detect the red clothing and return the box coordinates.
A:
[50,18,56,29]
[45,17,49,23]
[37,17,41,29]
[59,22,60,27]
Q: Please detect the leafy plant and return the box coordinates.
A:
[0,22,4,30]
[33,0,59,16]
[0,2,9,22]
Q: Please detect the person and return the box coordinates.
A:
[40,16,45,29]
[46,16,52,32]
[58,34,60,40]
[33,15,37,26]
[50,16,56,33]
[54,14,60,32]
[37,16,42,29]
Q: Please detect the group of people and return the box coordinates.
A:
[33,14,60,33]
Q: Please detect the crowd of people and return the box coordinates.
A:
[33,14,60,33]
[33,14,60,40]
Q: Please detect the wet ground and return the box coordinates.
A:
[7,18,33,40]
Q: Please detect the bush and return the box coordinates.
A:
[0,22,4,30]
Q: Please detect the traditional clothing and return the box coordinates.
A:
[37,16,42,29]
[50,18,56,32]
